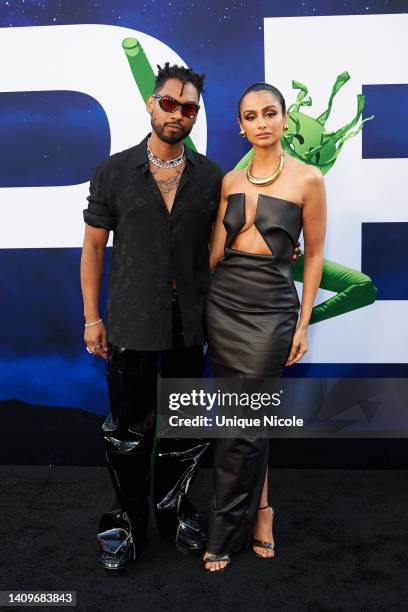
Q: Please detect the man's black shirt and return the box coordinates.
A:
[83,133,224,350]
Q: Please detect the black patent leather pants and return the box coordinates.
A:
[99,291,209,543]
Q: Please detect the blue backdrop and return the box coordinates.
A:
[1,0,407,421]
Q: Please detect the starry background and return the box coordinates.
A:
[0,0,407,417]
[0,0,406,171]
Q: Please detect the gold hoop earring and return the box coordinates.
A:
[239,130,246,138]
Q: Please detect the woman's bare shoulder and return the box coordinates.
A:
[286,154,322,177]
[290,156,324,182]
[221,168,246,194]
[222,168,246,184]
[286,157,324,202]
[297,163,325,209]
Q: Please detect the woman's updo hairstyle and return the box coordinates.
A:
[238,82,286,117]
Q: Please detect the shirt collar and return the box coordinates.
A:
[133,132,197,167]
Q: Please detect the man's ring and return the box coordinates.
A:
[86,346,96,354]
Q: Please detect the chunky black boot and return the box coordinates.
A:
[97,510,138,574]
[153,438,210,554]
[97,346,157,574]
[97,428,151,574]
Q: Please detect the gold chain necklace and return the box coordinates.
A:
[246,153,285,186]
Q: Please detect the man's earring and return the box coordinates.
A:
[239,130,246,138]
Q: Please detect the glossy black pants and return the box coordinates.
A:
[98,291,208,545]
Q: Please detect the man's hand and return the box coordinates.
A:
[84,321,109,360]
[292,241,302,265]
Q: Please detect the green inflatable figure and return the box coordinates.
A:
[235,71,374,175]
[122,39,377,325]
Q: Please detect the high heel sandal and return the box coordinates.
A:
[203,552,231,572]
[252,504,276,558]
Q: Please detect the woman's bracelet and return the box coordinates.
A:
[84,318,103,328]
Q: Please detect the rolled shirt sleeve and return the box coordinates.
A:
[83,163,117,231]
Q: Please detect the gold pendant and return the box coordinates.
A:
[246,154,284,186]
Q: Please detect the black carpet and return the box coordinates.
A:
[1,466,407,611]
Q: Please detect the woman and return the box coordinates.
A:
[203,83,327,571]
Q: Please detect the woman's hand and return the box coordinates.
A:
[84,321,109,360]
[285,325,308,366]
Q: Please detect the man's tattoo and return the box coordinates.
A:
[151,167,183,194]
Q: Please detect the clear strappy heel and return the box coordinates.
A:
[252,504,276,558]
[203,552,231,572]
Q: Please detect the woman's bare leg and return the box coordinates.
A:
[252,467,275,557]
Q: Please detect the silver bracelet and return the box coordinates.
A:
[84,318,102,327]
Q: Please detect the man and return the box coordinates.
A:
[81,63,224,574]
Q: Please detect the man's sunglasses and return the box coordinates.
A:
[153,94,200,119]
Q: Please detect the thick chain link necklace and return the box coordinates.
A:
[147,141,186,169]
[246,153,285,186]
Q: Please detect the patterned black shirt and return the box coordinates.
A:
[83,133,224,350]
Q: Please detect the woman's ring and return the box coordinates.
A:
[86,346,96,354]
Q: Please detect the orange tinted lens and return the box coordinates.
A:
[159,96,179,112]
[181,104,199,118]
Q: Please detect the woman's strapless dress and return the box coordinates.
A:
[205,192,303,555]
[206,192,303,377]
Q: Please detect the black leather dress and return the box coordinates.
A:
[205,192,303,555]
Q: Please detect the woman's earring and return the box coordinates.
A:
[239,130,246,138]
[284,125,289,131]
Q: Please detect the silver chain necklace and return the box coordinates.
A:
[147,141,186,169]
